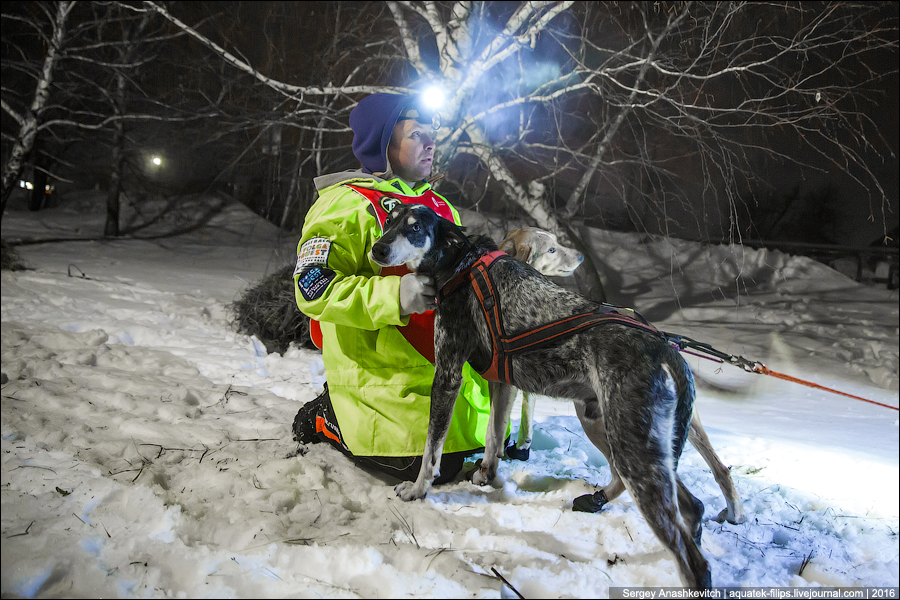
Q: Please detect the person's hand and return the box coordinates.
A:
[399,273,436,316]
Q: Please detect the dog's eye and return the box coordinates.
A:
[384,216,392,226]
[411,224,420,232]
[548,247,556,253]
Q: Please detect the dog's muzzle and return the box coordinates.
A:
[370,242,391,266]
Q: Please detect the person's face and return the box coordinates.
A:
[387,119,435,183]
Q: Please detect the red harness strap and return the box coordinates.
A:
[308,184,456,364]
[446,252,660,385]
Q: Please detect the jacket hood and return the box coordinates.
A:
[313,170,382,192]
[312,170,431,200]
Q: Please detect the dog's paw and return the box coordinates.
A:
[471,468,492,486]
[714,508,746,525]
[395,481,427,502]
[470,457,499,486]
[572,491,608,513]
[505,443,530,461]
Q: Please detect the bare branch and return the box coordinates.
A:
[458,1,573,101]
[563,1,692,217]
[141,1,401,99]
[387,2,428,74]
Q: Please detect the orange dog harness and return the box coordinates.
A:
[439,251,660,384]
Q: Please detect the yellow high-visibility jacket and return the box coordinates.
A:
[293,171,492,457]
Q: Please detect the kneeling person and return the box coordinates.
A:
[292,92,493,483]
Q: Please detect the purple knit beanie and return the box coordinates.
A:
[349,93,415,174]
[350,93,437,174]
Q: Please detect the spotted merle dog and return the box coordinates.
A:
[501,227,745,529]
[371,204,712,589]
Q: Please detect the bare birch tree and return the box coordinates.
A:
[1,1,75,223]
[1,2,220,232]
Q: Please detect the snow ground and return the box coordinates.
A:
[2,190,897,598]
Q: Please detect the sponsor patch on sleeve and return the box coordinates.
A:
[294,237,333,276]
[296,266,336,302]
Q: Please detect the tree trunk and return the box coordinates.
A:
[29,158,48,212]
[280,143,305,231]
[564,221,607,303]
[104,8,151,238]
[105,133,123,237]
[0,1,73,226]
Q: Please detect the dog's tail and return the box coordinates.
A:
[664,348,696,467]
[601,345,710,589]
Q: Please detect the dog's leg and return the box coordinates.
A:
[622,467,711,589]
[601,361,711,589]
[395,321,468,501]
[507,390,535,460]
[572,397,627,512]
[605,411,710,588]
[394,380,458,501]
[676,475,706,546]
[688,410,746,524]
[473,382,516,486]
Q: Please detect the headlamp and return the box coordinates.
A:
[421,86,444,110]
[398,106,442,131]
[422,85,444,130]
[397,84,444,130]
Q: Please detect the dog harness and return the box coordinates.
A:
[439,251,662,385]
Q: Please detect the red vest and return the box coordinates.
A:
[308,183,457,363]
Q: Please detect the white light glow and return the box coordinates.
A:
[422,86,444,109]
[152,156,162,166]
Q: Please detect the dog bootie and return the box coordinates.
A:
[292,385,327,445]
[572,490,608,513]
[505,443,530,461]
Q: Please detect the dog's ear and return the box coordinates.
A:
[440,217,468,248]
[449,227,469,248]
[500,232,532,263]
[514,243,532,264]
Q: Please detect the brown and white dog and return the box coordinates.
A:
[500,226,744,527]
[500,226,584,277]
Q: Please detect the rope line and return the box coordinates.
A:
[665,332,898,412]
[754,365,899,411]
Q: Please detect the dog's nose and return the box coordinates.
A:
[371,243,389,262]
